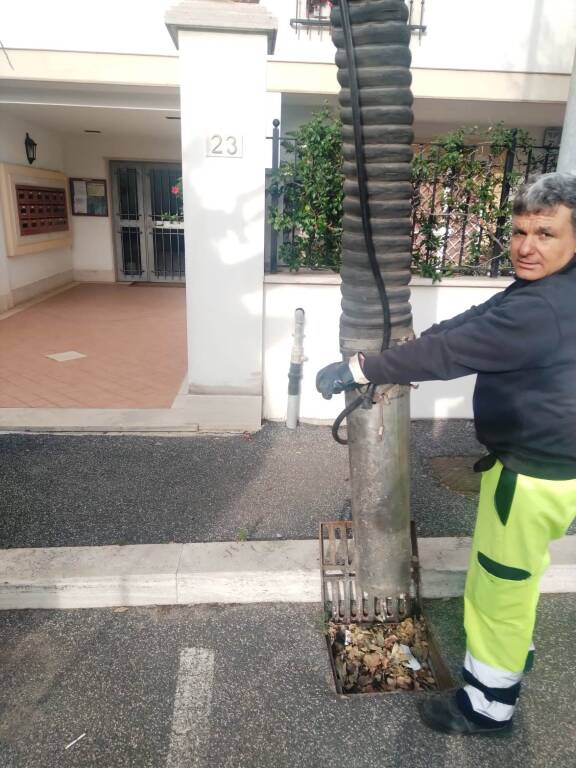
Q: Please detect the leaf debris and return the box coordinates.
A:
[329,616,438,694]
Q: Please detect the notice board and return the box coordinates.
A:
[69,178,108,217]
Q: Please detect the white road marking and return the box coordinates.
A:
[166,647,215,768]
[64,733,86,750]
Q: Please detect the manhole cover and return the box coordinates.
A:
[426,455,482,496]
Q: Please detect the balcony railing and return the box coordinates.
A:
[290,0,427,41]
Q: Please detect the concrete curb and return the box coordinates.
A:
[0,537,574,610]
[0,409,200,433]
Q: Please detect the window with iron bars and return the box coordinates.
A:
[290,0,426,39]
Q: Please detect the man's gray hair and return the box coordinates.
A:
[513,172,576,230]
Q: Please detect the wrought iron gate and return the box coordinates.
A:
[111,162,185,282]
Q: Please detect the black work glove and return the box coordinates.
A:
[316,361,357,400]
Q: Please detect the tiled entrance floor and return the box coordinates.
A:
[0,284,187,409]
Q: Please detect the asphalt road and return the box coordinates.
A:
[1,596,575,768]
[0,421,483,548]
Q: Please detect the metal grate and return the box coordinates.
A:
[149,167,185,280]
[121,227,143,276]
[407,0,427,38]
[118,168,140,221]
[320,521,416,624]
[290,0,331,39]
[152,229,185,279]
[290,0,426,37]
[321,519,456,694]
[149,167,182,224]
[411,141,559,277]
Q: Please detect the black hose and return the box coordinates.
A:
[331,0,393,445]
[331,388,371,444]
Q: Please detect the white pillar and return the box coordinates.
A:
[558,49,576,172]
[166,2,277,431]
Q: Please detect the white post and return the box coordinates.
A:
[558,49,576,172]
[286,307,305,429]
[166,2,277,431]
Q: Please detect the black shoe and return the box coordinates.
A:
[418,693,513,737]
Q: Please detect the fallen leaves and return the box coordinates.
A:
[329,616,438,694]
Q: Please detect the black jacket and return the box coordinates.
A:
[362,259,576,479]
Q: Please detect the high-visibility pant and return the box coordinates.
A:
[457,459,576,727]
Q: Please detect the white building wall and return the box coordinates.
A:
[63,133,182,281]
[264,0,576,74]
[409,0,576,74]
[0,109,73,306]
[0,0,176,56]
[2,0,574,76]
[263,275,511,422]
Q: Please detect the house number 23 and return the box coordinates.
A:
[207,134,243,158]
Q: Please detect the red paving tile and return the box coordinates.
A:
[0,284,187,409]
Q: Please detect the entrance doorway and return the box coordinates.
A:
[111,161,185,282]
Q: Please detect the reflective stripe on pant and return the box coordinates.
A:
[461,459,576,724]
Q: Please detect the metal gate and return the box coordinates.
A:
[111,161,185,282]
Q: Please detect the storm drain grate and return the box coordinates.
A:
[320,520,416,623]
[320,520,454,695]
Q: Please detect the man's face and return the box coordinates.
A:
[510,205,576,281]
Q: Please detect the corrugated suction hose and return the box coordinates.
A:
[330,0,414,444]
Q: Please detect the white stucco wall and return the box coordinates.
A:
[0,109,73,306]
[265,0,576,75]
[263,274,512,422]
[3,0,574,76]
[409,0,576,74]
[63,133,182,281]
[0,0,176,56]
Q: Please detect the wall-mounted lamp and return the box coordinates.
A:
[24,133,37,165]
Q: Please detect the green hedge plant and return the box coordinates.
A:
[269,108,344,271]
[270,112,537,278]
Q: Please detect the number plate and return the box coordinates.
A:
[206,134,243,159]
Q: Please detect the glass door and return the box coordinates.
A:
[111,162,185,283]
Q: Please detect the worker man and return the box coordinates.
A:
[316,172,576,736]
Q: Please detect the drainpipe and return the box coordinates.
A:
[286,308,306,429]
